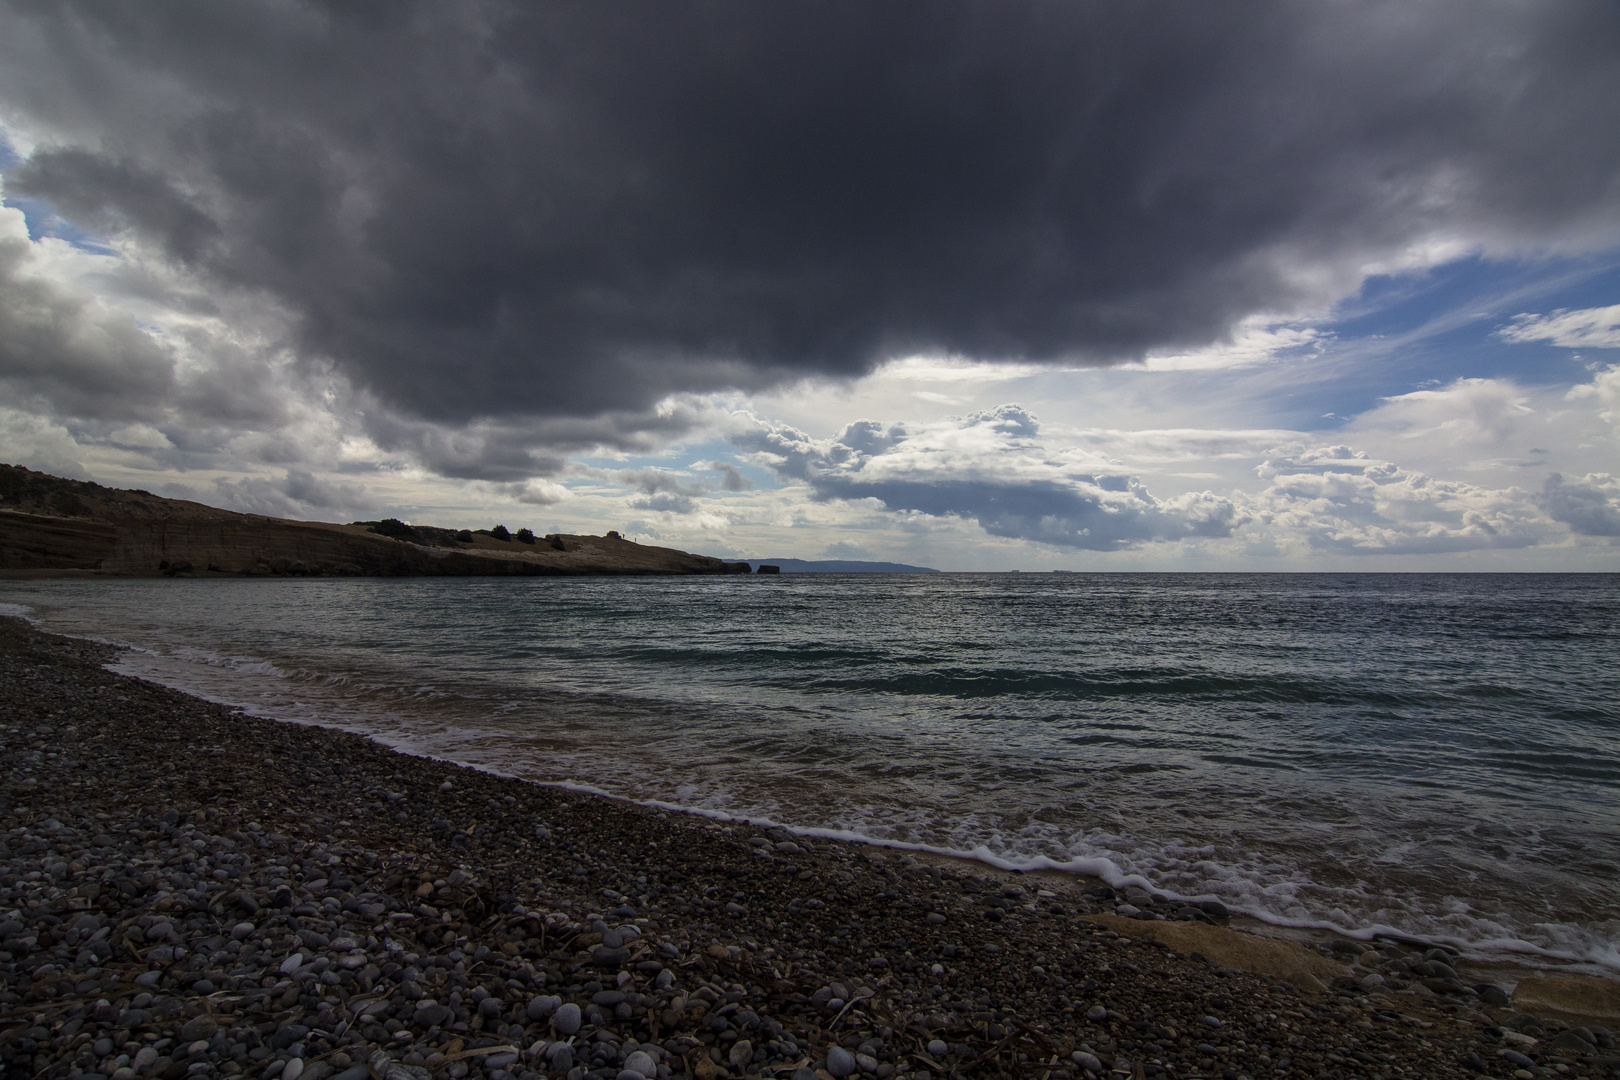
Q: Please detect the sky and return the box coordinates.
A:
[1,1,1618,571]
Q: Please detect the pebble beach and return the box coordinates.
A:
[2,615,1616,1080]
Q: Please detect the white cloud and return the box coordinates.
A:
[105,423,173,450]
[1131,317,1328,372]
[1500,304,1620,349]
[502,479,571,506]
[1252,446,1554,554]
[874,355,1061,383]
[1567,364,1620,430]
[734,404,1246,551]
[1350,377,1536,449]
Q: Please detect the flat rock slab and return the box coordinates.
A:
[1086,913,1347,992]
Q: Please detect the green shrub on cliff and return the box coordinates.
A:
[490,524,511,541]
[369,517,420,541]
[515,528,535,544]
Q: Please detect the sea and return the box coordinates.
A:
[2,573,1617,978]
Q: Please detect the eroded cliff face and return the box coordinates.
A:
[0,464,750,577]
[0,512,118,571]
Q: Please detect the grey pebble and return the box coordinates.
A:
[825,1046,857,1077]
[1086,1005,1108,1022]
[552,1001,582,1035]
[728,1039,754,1070]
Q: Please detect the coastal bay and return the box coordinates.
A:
[4,616,1617,1080]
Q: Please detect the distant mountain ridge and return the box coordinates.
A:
[739,558,938,573]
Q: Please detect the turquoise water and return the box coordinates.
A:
[3,573,1617,972]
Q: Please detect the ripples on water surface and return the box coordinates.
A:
[4,573,1617,972]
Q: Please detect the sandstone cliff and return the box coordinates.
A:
[0,465,751,578]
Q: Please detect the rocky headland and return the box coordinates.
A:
[0,465,751,579]
[2,615,1618,1080]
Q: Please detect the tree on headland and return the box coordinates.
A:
[515,528,536,544]
[490,524,511,541]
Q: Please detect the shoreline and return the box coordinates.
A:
[6,575,1618,986]
[2,616,1618,1080]
[70,607,1619,987]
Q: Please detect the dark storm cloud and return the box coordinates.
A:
[736,406,1243,550]
[3,0,1619,458]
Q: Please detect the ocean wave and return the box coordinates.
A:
[6,573,1617,981]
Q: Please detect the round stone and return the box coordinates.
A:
[728,1039,754,1071]
[552,1002,582,1035]
[1086,1006,1108,1022]
[826,1046,857,1077]
[926,1040,947,1057]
